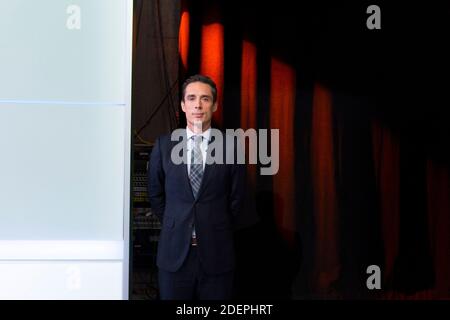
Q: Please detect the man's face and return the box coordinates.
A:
[181,81,217,133]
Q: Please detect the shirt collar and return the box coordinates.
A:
[186,126,211,142]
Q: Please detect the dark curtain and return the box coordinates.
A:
[132,0,180,144]
[177,0,450,299]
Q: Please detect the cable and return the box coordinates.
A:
[133,1,180,140]
[134,77,179,137]
[156,0,178,131]
[134,130,153,145]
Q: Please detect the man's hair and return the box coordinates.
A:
[181,74,217,103]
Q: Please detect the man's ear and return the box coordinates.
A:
[212,102,218,112]
[181,101,186,112]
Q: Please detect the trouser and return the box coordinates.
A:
[158,246,234,300]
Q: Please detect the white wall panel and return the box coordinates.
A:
[0,0,133,299]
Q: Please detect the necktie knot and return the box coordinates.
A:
[192,135,202,145]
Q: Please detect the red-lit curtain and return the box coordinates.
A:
[199,1,224,127]
[426,161,450,298]
[240,40,257,189]
[310,83,340,294]
[372,121,400,286]
[178,1,450,299]
[270,58,297,245]
[179,0,190,74]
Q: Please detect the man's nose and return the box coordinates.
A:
[194,100,203,109]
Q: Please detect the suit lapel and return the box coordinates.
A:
[170,132,195,200]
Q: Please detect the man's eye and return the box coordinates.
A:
[202,97,210,102]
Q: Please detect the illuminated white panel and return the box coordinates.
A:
[0,0,127,103]
[0,0,133,299]
[0,261,123,300]
[0,103,124,240]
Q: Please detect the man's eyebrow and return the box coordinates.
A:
[186,94,212,99]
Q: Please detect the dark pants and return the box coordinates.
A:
[158,246,234,300]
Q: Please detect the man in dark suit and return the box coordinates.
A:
[148,74,246,300]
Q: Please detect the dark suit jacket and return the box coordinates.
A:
[148,130,246,275]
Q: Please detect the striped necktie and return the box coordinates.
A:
[189,135,203,198]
